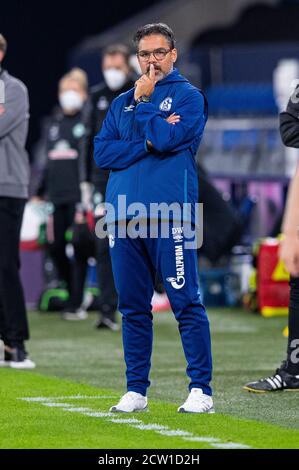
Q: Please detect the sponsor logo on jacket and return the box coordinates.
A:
[166,228,185,289]
[124,105,135,112]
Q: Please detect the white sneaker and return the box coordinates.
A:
[9,358,36,369]
[62,308,88,321]
[109,392,148,413]
[178,388,214,413]
[95,317,120,332]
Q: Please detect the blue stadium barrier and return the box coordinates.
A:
[205,84,277,115]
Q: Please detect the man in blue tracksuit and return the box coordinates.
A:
[94,23,213,413]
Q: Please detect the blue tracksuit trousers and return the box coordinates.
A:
[108,220,212,397]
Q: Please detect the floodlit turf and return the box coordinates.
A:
[0,308,298,448]
[1,369,299,449]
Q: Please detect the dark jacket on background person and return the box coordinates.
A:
[37,107,88,205]
[0,69,30,198]
[86,80,135,194]
[280,85,299,147]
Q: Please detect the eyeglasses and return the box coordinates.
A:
[136,48,173,62]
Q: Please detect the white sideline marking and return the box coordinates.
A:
[20,397,53,402]
[62,407,91,413]
[158,430,193,437]
[42,403,73,408]
[131,424,169,431]
[109,418,143,424]
[212,442,251,449]
[84,412,113,418]
[21,396,252,449]
[183,436,221,443]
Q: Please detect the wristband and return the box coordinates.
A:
[135,95,151,105]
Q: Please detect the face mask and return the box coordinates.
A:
[103,68,127,91]
[59,90,84,112]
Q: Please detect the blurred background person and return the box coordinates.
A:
[85,44,135,331]
[244,87,299,393]
[0,34,35,368]
[35,68,90,321]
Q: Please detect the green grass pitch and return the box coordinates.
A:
[1,308,298,449]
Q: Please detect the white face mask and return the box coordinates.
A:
[59,90,84,112]
[103,68,127,91]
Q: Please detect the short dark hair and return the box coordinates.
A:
[133,23,176,50]
[0,34,7,55]
[102,44,130,65]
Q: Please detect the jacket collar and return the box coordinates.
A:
[155,68,187,86]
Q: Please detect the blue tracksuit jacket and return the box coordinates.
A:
[94,68,208,223]
[93,69,212,396]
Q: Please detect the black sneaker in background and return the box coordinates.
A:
[244,361,299,393]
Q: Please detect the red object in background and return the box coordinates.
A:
[20,240,41,251]
[86,211,95,231]
[152,292,171,313]
[75,210,95,231]
[257,239,290,317]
